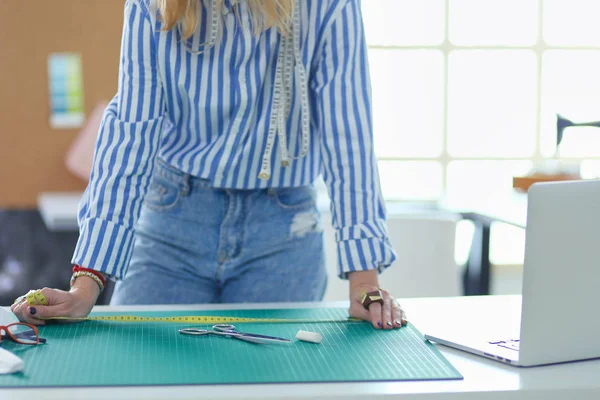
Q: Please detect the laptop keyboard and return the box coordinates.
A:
[489,338,520,351]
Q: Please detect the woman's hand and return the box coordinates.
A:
[10,276,101,325]
[348,270,407,330]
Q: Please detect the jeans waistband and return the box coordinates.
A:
[154,157,315,193]
[154,158,212,191]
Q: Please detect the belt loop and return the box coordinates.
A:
[182,174,191,196]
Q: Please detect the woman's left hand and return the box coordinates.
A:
[348,271,407,330]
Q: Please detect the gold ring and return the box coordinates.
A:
[360,289,384,310]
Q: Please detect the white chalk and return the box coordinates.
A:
[295,330,323,344]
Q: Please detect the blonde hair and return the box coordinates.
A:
[156,0,294,40]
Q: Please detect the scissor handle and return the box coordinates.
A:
[212,324,236,332]
[178,328,212,336]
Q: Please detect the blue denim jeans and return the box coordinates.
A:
[110,158,327,305]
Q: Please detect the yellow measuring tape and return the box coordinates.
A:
[20,290,359,325]
[18,290,50,307]
[44,315,358,324]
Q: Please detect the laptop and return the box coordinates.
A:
[424,179,600,367]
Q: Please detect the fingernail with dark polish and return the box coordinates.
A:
[395,320,401,326]
[29,307,37,315]
[386,321,393,327]
[377,322,383,328]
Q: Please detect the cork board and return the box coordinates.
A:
[0,0,125,208]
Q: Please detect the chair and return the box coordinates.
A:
[322,212,463,301]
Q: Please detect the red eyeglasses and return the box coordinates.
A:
[0,322,46,345]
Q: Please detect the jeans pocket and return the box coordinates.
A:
[144,173,184,212]
[270,185,317,210]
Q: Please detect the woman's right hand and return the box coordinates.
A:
[10,276,101,325]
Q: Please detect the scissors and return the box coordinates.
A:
[178,324,290,344]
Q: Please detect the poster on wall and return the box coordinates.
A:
[48,53,85,129]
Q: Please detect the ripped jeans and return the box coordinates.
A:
[110,158,327,305]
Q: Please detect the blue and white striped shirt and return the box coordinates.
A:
[73,0,396,280]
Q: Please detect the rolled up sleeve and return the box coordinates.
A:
[311,0,396,279]
[72,0,166,279]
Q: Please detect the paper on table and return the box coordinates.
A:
[0,348,23,374]
[0,308,24,374]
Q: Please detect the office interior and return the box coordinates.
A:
[2,2,600,398]
[1,1,599,306]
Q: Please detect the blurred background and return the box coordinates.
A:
[1,0,599,305]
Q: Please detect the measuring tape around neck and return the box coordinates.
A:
[22,290,359,325]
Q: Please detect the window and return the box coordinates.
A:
[359,0,600,265]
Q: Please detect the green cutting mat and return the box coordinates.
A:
[0,308,461,387]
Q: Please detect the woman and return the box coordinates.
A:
[12,0,405,329]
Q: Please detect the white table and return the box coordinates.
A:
[35,190,525,297]
[439,191,528,295]
[37,192,82,231]
[440,190,528,229]
[2,295,599,400]
[37,189,530,231]
[36,190,528,296]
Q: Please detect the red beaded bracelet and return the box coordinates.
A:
[72,265,107,287]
